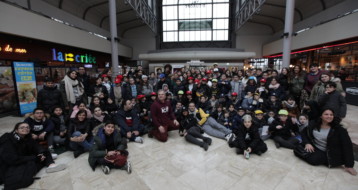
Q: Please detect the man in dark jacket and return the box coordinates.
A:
[24,108,55,151]
[115,99,144,143]
[77,66,91,97]
[37,78,64,113]
[318,81,347,118]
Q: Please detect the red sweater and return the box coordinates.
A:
[150,100,175,128]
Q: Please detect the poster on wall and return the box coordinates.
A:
[13,62,37,115]
[0,67,18,114]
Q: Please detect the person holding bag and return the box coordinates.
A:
[88,121,131,175]
[295,108,357,176]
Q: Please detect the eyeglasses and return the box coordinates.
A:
[18,126,30,129]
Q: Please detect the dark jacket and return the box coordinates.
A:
[90,114,112,131]
[50,114,69,135]
[179,114,201,132]
[0,132,44,189]
[318,91,347,118]
[37,85,64,113]
[234,124,264,150]
[88,126,127,170]
[115,109,141,133]
[301,121,354,168]
[122,83,141,100]
[67,118,92,140]
[269,117,298,139]
[24,116,55,135]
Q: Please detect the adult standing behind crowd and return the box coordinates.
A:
[149,90,179,142]
[297,108,356,176]
[288,66,306,108]
[37,78,64,113]
[60,70,86,111]
[304,63,322,95]
[77,66,91,99]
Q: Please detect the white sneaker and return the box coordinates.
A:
[134,137,144,144]
[101,165,110,175]
[51,153,58,160]
[126,161,132,174]
[244,150,250,159]
[225,133,233,141]
[46,164,66,173]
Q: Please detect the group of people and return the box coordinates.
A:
[0,63,356,189]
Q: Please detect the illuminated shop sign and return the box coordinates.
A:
[0,44,27,54]
[52,48,96,64]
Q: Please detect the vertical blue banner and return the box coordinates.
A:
[13,62,37,115]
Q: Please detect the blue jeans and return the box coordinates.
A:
[69,131,93,151]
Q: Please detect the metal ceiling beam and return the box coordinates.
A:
[247,20,275,33]
[121,23,146,37]
[124,0,157,34]
[117,18,139,26]
[235,0,267,31]
[264,2,303,21]
[254,14,284,24]
[83,1,108,20]
[99,9,133,28]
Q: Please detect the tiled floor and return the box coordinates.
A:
[0,105,358,190]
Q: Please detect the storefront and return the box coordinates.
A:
[0,33,112,115]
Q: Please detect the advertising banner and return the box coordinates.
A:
[13,62,37,115]
[0,67,17,114]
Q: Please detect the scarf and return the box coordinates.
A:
[63,75,84,104]
[269,83,280,90]
[93,114,105,122]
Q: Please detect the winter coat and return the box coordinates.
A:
[88,126,127,170]
[50,114,69,135]
[67,118,92,140]
[234,124,265,150]
[0,133,44,189]
[318,90,347,118]
[115,109,141,133]
[289,74,305,97]
[37,85,64,113]
[89,84,108,98]
[269,117,298,139]
[122,83,141,100]
[301,121,354,168]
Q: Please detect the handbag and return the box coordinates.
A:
[293,145,310,159]
[104,150,129,167]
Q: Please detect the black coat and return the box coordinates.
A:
[0,133,44,189]
[37,85,64,113]
[67,119,92,140]
[233,124,265,150]
[318,91,347,118]
[50,114,69,135]
[269,117,298,139]
[89,84,108,98]
[301,121,354,168]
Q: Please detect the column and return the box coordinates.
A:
[282,0,295,68]
[109,0,119,77]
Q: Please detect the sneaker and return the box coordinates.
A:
[244,150,250,159]
[134,136,144,144]
[204,137,212,146]
[126,161,132,174]
[101,165,110,175]
[48,146,55,153]
[46,164,66,173]
[51,153,58,160]
[228,134,236,144]
[225,133,233,141]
